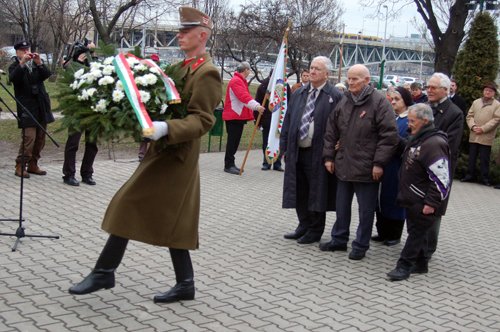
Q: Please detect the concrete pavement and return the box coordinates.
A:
[1,150,500,331]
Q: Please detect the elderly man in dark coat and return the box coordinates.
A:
[281,56,343,244]
[321,64,398,260]
[68,7,222,304]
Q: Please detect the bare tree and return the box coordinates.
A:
[361,0,489,75]
[217,0,344,81]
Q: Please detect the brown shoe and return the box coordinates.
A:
[27,162,47,175]
[15,164,30,178]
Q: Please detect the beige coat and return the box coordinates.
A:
[101,54,222,249]
[466,98,500,146]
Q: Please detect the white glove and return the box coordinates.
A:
[144,121,168,141]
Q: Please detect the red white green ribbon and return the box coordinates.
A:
[113,53,153,134]
[139,57,181,104]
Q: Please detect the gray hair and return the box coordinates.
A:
[430,72,451,94]
[236,61,251,73]
[312,56,333,73]
[408,103,434,123]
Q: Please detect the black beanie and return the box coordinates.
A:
[395,86,414,107]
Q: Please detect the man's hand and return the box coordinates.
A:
[255,105,265,114]
[372,165,383,181]
[473,126,484,134]
[144,121,168,141]
[422,205,435,215]
[20,53,33,65]
[32,53,42,65]
[325,161,335,174]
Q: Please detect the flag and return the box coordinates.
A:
[265,35,288,164]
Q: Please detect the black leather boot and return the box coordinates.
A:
[68,269,115,295]
[68,235,128,295]
[154,248,195,303]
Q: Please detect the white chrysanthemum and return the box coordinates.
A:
[135,76,146,86]
[74,68,85,79]
[92,99,108,112]
[70,81,79,90]
[90,69,103,79]
[134,64,147,72]
[103,57,114,65]
[90,62,102,71]
[79,89,90,100]
[149,67,160,74]
[115,80,124,91]
[102,65,115,75]
[144,73,158,85]
[126,57,140,66]
[98,76,114,86]
[160,104,168,114]
[139,90,151,103]
[86,88,97,97]
[77,79,86,88]
[112,89,125,103]
[85,74,95,84]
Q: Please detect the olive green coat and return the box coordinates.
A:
[101,53,222,249]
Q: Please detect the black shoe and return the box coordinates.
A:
[319,241,347,252]
[283,230,306,240]
[68,269,115,295]
[387,267,410,281]
[461,175,474,182]
[371,235,385,242]
[297,233,321,244]
[82,177,96,185]
[410,263,429,274]
[348,249,366,260]
[273,167,284,172]
[383,239,400,246]
[153,281,195,303]
[261,165,271,170]
[63,176,80,186]
[495,184,500,189]
[224,166,240,175]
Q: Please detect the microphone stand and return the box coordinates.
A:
[0,76,60,251]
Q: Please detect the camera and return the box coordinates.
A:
[69,38,90,62]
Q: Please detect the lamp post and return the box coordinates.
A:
[378,5,388,90]
[355,30,361,64]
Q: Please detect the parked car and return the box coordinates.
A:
[383,74,400,86]
[401,76,417,84]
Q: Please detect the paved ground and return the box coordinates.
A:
[1,150,500,332]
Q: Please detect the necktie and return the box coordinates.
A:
[299,88,318,140]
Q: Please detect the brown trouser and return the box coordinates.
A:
[16,126,46,165]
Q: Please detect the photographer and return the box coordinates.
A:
[62,39,98,186]
[9,40,54,178]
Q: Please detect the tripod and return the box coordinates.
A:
[0,79,60,251]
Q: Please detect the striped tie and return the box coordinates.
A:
[299,88,318,140]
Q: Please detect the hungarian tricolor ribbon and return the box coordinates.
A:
[113,53,181,136]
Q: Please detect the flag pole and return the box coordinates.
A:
[239,22,291,176]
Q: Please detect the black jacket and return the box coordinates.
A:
[397,126,451,216]
[8,58,54,128]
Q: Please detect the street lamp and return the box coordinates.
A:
[355,30,361,64]
[378,5,389,89]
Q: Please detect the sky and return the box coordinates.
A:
[230,0,423,39]
[340,1,422,38]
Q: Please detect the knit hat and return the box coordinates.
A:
[483,82,497,94]
[395,86,414,107]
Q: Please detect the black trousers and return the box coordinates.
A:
[295,148,325,236]
[261,122,282,169]
[466,143,492,181]
[375,211,405,241]
[63,131,98,178]
[224,120,246,168]
[397,205,438,270]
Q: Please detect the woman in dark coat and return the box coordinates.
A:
[372,86,411,246]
